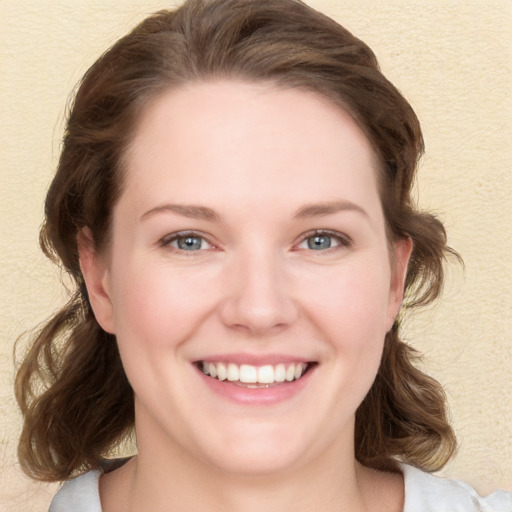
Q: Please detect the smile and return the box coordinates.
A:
[198,361,313,386]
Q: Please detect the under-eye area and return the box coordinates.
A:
[196,361,317,387]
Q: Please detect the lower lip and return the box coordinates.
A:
[195,365,315,405]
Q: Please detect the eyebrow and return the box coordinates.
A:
[140,204,220,222]
[141,200,367,222]
[294,200,368,219]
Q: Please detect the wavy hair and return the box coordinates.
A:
[15,0,458,481]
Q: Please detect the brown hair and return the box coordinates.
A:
[16,0,458,481]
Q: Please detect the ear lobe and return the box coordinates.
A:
[77,228,115,334]
[386,237,413,331]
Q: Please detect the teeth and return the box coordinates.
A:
[217,362,227,381]
[275,364,286,382]
[257,365,274,384]
[239,364,257,383]
[227,363,239,381]
[200,361,309,384]
[208,363,218,379]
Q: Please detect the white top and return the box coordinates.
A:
[49,463,512,512]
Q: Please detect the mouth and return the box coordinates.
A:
[195,361,316,388]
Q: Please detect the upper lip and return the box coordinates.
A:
[194,353,314,366]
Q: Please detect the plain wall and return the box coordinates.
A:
[1,1,511,510]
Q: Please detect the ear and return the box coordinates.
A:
[386,236,413,331]
[77,228,116,334]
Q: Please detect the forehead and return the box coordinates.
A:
[121,80,381,216]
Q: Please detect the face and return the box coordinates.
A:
[81,80,411,476]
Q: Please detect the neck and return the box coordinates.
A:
[100,409,403,512]
[130,450,366,512]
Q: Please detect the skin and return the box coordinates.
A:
[80,80,412,512]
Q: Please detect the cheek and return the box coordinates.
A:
[107,261,217,413]
[306,261,391,393]
[109,261,214,353]
[293,263,391,433]
[305,261,391,343]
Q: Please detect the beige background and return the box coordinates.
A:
[1,0,511,510]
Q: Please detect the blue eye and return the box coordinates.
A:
[297,231,349,251]
[176,236,204,250]
[161,233,212,252]
[307,234,334,250]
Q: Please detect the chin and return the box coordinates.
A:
[205,444,304,477]
[192,419,322,477]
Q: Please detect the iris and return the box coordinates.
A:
[307,234,332,250]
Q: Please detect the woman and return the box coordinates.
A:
[15,0,512,510]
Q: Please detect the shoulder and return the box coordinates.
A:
[48,459,130,512]
[49,470,102,512]
[401,463,512,512]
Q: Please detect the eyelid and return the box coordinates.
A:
[295,229,352,250]
[159,230,217,252]
[158,229,351,253]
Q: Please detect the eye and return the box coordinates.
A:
[305,234,336,250]
[297,231,350,251]
[160,232,213,252]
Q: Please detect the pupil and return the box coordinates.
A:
[308,235,331,250]
[178,236,202,250]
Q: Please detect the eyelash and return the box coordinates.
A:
[296,230,352,252]
[159,231,215,253]
[159,229,351,254]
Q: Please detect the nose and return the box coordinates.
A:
[218,249,299,335]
